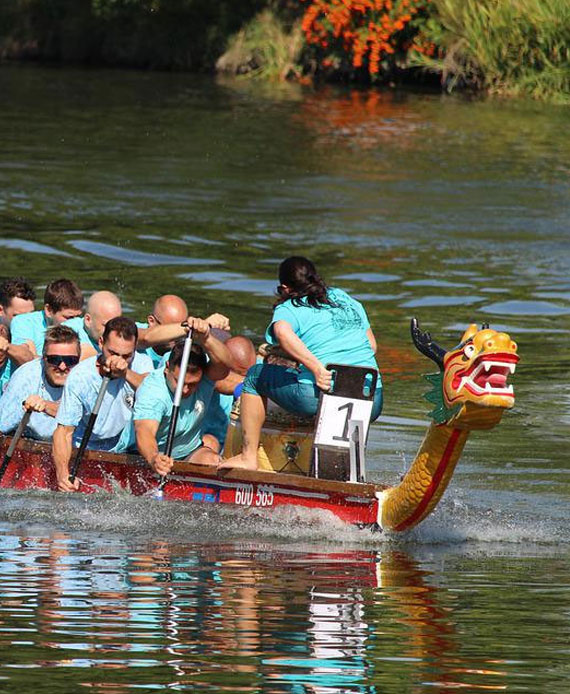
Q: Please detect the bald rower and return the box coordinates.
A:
[64,291,122,360]
[136,294,189,368]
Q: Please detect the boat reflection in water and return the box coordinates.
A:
[0,530,509,692]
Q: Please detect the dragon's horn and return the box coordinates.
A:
[410,318,447,368]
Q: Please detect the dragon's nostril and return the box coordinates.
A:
[486,340,494,349]
[511,342,517,351]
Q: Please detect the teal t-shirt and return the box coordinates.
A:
[56,351,154,452]
[203,391,233,450]
[133,367,216,459]
[10,310,49,357]
[0,359,13,393]
[0,358,63,440]
[63,316,98,352]
[266,287,377,384]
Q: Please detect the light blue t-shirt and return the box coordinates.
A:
[10,310,49,357]
[63,316,98,352]
[56,351,153,452]
[0,358,63,440]
[0,359,13,394]
[135,321,167,369]
[203,391,233,450]
[133,366,216,460]
[266,287,377,384]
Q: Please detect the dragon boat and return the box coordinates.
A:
[0,320,519,532]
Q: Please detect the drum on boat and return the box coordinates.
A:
[224,398,316,475]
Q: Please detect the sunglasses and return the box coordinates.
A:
[44,354,80,368]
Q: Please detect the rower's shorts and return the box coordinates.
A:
[242,363,383,420]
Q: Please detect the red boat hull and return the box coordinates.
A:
[0,436,384,527]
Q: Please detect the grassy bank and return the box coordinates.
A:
[415,0,570,102]
[1,0,568,102]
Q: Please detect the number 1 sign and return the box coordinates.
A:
[313,394,373,449]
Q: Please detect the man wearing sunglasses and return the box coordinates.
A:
[0,326,80,440]
[53,317,153,492]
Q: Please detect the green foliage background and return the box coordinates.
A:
[0,0,568,100]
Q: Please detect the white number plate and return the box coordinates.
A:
[235,484,274,507]
[313,395,373,448]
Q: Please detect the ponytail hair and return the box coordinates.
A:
[276,257,333,309]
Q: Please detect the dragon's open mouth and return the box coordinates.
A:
[453,352,519,397]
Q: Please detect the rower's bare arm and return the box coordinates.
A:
[141,313,231,349]
[190,318,231,382]
[214,370,243,396]
[139,322,185,348]
[273,320,332,391]
[135,419,173,476]
[126,369,148,390]
[24,395,59,418]
[52,424,79,492]
[0,338,35,367]
[366,328,377,354]
[205,313,230,331]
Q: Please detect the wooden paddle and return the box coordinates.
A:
[156,327,194,497]
[0,408,32,484]
[68,375,111,484]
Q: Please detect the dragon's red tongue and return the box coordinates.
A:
[474,370,508,388]
[487,373,507,387]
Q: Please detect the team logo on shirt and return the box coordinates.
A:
[330,297,363,330]
[124,393,135,409]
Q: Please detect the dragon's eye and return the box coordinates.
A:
[463,343,476,359]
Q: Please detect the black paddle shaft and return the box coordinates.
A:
[0,409,32,484]
[157,328,194,493]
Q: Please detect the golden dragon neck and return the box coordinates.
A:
[379,423,470,531]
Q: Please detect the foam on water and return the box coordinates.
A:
[1,487,567,553]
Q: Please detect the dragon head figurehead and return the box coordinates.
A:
[411,319,519,430]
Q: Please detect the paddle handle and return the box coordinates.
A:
[69,376,111,483]
[0,409,32,484]
[158,328,193,492]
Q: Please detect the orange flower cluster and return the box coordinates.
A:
[301,0,431,77]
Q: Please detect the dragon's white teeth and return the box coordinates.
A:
[509,364,516,374]
[484,362,491,372]
[485,382,493,392]
[507,384,514,393]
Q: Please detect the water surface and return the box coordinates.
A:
[0,66,569,693]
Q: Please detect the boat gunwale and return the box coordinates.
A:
[0,435,387,499]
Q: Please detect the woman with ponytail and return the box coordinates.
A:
[221,256,382,471]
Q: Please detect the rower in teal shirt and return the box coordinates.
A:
[221,257,383,472]
[134,365,216,459]
[10,279,83,366]
[52,317,153,493]
[0,325,81,440]
[133,318,232,476]
[0,322,13,393]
